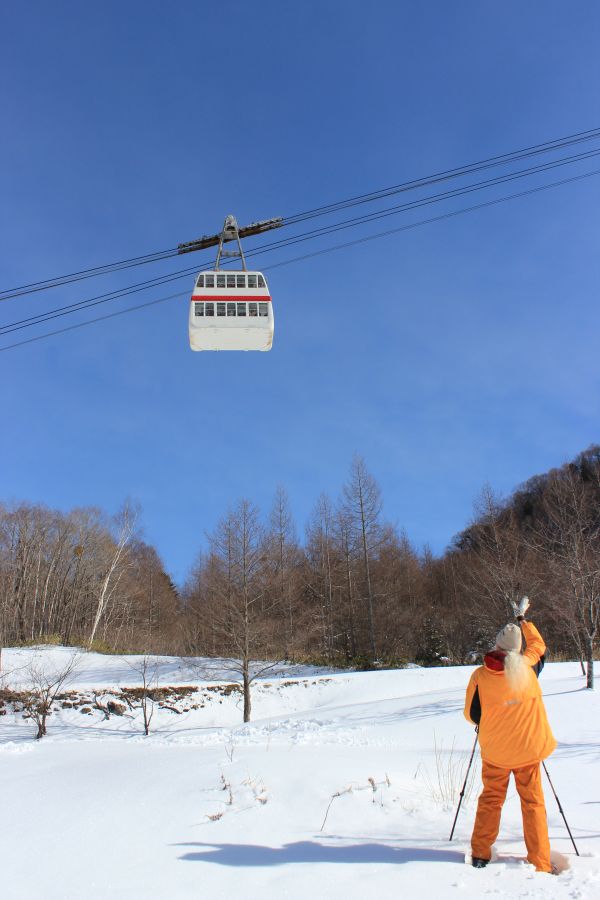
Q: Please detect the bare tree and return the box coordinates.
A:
[266,486,300,659]
[126,655,160,734]
[305,495,338,662]
[374,528,423,662]
[205,500,279,722]
[333,506,359,660]
[22,653,80,739]
[535,466,600,689]
[88,502,138,648]
[342,457,383,662]
[452,484,541,636]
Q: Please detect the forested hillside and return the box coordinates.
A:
[2,449,598,683]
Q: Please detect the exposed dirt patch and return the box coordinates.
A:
[0,681,248,721]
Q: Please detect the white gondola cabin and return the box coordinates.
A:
[189,270,274,351]
[187,214,275,352]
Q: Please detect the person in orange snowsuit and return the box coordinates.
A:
[464,599,556,873]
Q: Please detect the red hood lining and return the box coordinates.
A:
[484,649,507,671]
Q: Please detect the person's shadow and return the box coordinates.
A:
[175,841,464,867]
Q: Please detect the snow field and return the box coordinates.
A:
[1,647,599,899]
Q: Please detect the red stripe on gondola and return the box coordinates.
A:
[191,295,271,302]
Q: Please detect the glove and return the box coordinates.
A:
[510,596,530,621]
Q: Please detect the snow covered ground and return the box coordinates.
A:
[1,646,599,900]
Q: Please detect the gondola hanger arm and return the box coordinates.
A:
[177,216,283,255]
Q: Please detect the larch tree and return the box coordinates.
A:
[341,456,383,663]
[267,486,300,660]
[305,494,338,663]
[333,506,359,661]
[207,500,276,722]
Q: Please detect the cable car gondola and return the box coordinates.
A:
[188,215,274,352]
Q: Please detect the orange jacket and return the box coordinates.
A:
[464,620,556,769]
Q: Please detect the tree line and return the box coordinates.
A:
[1,448,598,688]
[0,502,180,662]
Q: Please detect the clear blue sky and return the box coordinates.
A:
[2,1,599,584]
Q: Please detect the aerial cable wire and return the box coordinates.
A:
[229,145,600,257]
[0,247,181,301]
[2,126,599,301]
[3,146,600,337]
[2,125,600,301]
[0,291,189,353]
[0,150,600,336]
[264,166,600,272]
[0,260,212,336]
[2,151,599,337]
[2,164,599,354]
[283,125,600,225]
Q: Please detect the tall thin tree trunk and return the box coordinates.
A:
[358,494,376,661]
[586,636,595,689]
[344,546,357,659]
[242,656,251,722]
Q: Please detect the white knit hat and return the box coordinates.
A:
[495,623,522,652]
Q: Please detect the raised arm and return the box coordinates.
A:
[521,619,546,672]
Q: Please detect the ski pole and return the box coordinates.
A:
[542,761,579,856]
[449,728,479,842]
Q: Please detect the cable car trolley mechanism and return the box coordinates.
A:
[179,214,282,352]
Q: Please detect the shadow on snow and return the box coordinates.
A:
[175,840,464,867]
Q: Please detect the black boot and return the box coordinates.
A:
[472,857,489,868]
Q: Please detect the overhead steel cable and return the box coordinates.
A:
[1,164,599,354]
[0,261,209,336]
[3,145,599,338]
[0,246,180,302]
[222,145,600,258]
[0,291,190,353]
[282,125,600,225]
[264,167,600,272]
[2,124,600,301]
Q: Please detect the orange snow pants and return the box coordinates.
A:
[471,761,551,873]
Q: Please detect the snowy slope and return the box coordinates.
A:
[1,647,599,900]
